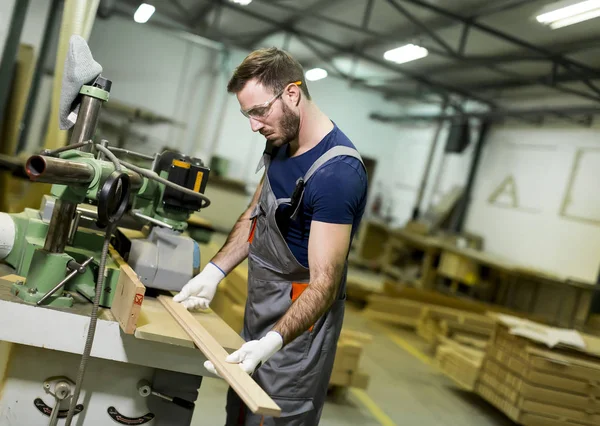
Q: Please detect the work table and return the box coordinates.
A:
[0,273,243,378]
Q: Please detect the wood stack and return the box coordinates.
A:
[363,294,425,328]
[364,285,499,330]
[329,329,371,390]
[416,306,495,351]
[476,315,600,426]
[435,336,486,391]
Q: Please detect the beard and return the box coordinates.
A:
[270,101,300,147]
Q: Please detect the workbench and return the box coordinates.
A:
[0,266,243,425]
[381,230,597,329]
[381,229,442,289]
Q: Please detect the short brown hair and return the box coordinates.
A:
[227,47,311,99]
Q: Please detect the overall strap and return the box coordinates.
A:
[302,146,364,184]
[289,146,364,220]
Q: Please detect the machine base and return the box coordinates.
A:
[10,251,74,308]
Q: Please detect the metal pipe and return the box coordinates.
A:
[69,95,104,152]
[131,210,174,230]
[44,199,78,253]
[370,105,600,123]
[16,0,61,154]
[412,101,448,219]
[0,0,30,142]
[25,155,95,185]
[104,146,155,161]
[449,120,491,232]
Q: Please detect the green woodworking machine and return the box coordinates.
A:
[0,75,211,309]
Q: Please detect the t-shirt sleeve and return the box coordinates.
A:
[306,160,367,225]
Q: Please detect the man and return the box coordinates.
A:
[174,47,367,425]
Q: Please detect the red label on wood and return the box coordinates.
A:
[134,294,144,305]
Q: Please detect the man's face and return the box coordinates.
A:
[237,79,300,147]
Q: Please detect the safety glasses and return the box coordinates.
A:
[240,81,302,119]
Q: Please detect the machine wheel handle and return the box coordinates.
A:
[96,171,131,228]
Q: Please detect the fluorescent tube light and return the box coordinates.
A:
[384,44,428,65]
[536,0,600,28]
[549,8,600,28]
[134,3,155,23]
[230,0,253,5]
[305,68,328,81]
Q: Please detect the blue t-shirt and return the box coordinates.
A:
[267,124,367,268]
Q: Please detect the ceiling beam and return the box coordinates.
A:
[215,0,496,106]
[248,0,346,47]
[400,0,600,80]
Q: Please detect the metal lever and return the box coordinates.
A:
[137,380,194,410]
[130,210,174,230]
[46,380,71,426]
[36,257,94,306]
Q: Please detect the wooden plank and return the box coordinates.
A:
[158,295,281,417]
[109,246,145,334]
[134,298,244,352]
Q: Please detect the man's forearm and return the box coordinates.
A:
[211,209,252,274]
[210,175,263,274]
[272,264,343,345]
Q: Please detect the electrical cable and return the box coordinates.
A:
[93,143,121,171]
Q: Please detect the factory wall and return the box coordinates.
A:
[7,5,596,282]
[86,15,410,212]
[464,126,600,283]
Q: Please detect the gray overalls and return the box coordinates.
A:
[225,146,364,426]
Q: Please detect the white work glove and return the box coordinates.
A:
[204,331,283,376]
[173,262,225,310]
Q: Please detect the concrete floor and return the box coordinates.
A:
[190,304,514,426]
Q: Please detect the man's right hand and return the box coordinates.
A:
[173,262,226,310]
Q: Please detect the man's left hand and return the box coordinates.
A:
[204,331,283,376]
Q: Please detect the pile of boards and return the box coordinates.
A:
[330,329,371,390]
[476,316,600,426]
[435,336,486,391]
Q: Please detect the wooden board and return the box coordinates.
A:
[109,246,145,334]
[134,298,244,352]
[158,295,281,417]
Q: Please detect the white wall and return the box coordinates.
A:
[464,127,600,282]
[86,15,413,206]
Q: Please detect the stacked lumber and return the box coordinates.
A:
[364,286,500,330]
[345,268,384,305]
[364,285,543,331]
[329,329,372,390]
[416,306,495,350]
[476,315,600,426]
[363,294,424,328]
[435,336,486,391]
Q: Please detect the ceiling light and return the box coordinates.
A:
[230,0,253,5]
[134,3,155,23]
[383,44,428,65]
[536,0,600,29]
[305,68,328,81]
